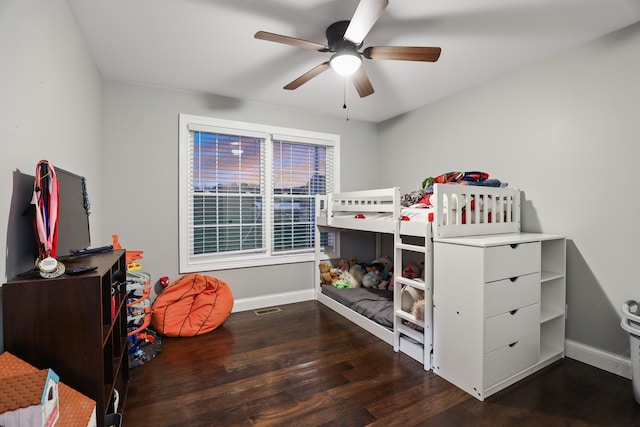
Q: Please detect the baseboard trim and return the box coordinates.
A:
[232,289,315,313]
[565,339,631,379]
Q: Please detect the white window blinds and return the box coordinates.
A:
[190,130,266,256]
[179,115,339,272]
[272,138,333,253]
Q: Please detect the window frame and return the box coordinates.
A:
[179,114,340,272]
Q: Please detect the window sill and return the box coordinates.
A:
[179,251,316,273]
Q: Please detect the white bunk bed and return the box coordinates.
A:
[314,183,521,370]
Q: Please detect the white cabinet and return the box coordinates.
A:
[432,233,566,400]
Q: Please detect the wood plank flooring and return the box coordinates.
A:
[123,301,640,426]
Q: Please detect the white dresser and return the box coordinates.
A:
[432,233,566,400]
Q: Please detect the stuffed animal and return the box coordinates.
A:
[362,270,381,288]
[318,262,330,284]
[408,295,426,331]
[336,259,350,272]
[318,262,339,285]
[365,263,379,273]
[412,298,425,320]
[339,270,360,288]
[347,264,365,287]
[379,271,394,291]
[402,260,423,280]
[373,255,393,280]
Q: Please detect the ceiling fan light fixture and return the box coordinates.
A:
[330,51,362,76]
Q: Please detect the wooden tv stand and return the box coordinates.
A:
[3,250,129,427]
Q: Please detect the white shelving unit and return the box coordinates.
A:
[540,238,567,362]
[432,233,566,400]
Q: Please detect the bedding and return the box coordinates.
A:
[321,284,394,329]
[432,171,503,186]
[402,171,507,207]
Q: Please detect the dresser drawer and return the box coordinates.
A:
[484,333,540,388]
[484,242,540,282]
[485,303,540,353]
[485,272,540,318]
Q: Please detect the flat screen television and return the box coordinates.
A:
[55,167,92,258]
[12,166,92,278]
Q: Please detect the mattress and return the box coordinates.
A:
[321,284,394,329]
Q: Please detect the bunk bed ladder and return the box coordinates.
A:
[393,221,434,371]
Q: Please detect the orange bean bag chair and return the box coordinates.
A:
[151,274,234,337]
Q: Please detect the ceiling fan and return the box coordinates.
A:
[254,0,441,98]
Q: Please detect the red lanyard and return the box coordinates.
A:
[33,160,59,259]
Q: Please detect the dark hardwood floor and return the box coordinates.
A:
[123,301,640,426]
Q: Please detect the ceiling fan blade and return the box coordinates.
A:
[363,46,442,62]
[284,62,331,90]
[351,66,374,98]
[255,31,329,52]
[344,0,389,45]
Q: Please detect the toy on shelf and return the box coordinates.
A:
[126,272,163,369]
[112,234,144,271]
[111,234,155,340]
[126,271,152,337]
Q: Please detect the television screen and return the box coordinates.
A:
[55,167,91,258]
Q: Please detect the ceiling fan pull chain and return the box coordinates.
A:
[343,79,347,109]
[343,80,350,121]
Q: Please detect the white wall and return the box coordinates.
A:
[101,81,380,306]
[0,0,102,352]
[378,22,640,357]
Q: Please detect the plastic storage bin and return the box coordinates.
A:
[620,300,640,404]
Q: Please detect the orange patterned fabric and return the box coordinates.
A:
[151,274,234,337]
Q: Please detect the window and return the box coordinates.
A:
[179,115,339,272]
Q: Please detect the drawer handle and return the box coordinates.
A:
[508,341,519,348]
[510,244,519,249]
[509,276,518,282]
[509,309,519,315]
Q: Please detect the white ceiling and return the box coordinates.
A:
[67,0,640,123]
